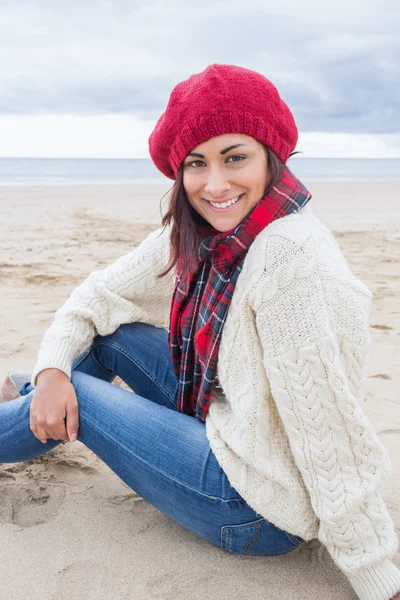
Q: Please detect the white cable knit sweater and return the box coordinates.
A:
[32,203,400,600]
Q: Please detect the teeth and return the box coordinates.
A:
[209,195,241,209]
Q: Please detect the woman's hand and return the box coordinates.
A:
[391,593,400,600]
[30,368,79,444]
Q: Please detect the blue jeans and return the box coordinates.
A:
[0,322,306,555]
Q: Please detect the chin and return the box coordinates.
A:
[209,218,241,233]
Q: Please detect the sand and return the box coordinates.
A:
[0,181,399,600]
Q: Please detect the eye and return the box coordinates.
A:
[185,160,205,168]
[226,155,245,163]
[185,155,246,168]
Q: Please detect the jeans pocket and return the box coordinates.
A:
[221,518,265,555]
[221,518,306,556]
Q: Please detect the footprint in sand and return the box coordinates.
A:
[0,462,66,528]
[0,446,98,528]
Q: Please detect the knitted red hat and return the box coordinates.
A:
[148,63,298,180]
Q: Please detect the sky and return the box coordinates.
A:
[0,0,399,159]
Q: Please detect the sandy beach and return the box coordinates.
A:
[0,181,399,600]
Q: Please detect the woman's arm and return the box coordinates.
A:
[31,224,174,386]
[250,233,400,600]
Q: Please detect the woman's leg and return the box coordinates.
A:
[20,323,178,410]
[2,322,306,554]
[0,372,304,555]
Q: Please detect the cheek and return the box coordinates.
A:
[183,173,195,196]
[250,173,268,196]
[184,181,202,207]
[183,186,197,212]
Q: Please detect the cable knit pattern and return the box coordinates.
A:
[32,205,400,600]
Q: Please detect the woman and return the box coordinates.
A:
[1,64,399,600]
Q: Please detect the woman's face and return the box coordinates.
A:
[182,133,269,232]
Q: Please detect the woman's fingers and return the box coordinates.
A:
[58,420,69,441]
[37,427,49,443]
[66,401,79,442]
[29,404,64,442]
[30,417,49,444]
[29,372,79,443]
[43,417,69,441]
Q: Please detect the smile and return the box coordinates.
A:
[205,194,244,211]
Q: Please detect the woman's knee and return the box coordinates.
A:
[95,322,167,349]
[70,370,95,398]
[71,370,118,413]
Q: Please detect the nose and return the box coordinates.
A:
[204,166,231,197]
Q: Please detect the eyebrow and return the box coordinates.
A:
[186,143,248,159]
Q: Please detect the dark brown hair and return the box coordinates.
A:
[157,145,301,293]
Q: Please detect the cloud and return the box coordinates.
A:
[1,113,399,158]
[0,114,154,158]
[0,0,398,157]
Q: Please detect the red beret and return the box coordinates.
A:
[148,63,298,180]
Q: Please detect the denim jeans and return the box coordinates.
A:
[0,322,306,555]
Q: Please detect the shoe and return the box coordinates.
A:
[0,371,32,403]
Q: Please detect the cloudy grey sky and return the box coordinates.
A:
[1,0,399,158]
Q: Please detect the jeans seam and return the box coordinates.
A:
[243,520,262,554]
[78,340,177,409]
[221,527,227,549]
[80,414,243,503]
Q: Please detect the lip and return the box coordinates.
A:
[204,194,244,212]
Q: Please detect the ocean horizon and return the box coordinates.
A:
[0,157,399,186]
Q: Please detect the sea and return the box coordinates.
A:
[0,157,399,186]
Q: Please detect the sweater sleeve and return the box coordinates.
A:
[31,224,175,386]
[250,234,400,600]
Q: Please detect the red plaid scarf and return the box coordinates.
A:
[169,165,312,422]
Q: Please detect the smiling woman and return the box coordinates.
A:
[183,134,269,231]
[1,63,400,600]
[158,135,295,294]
